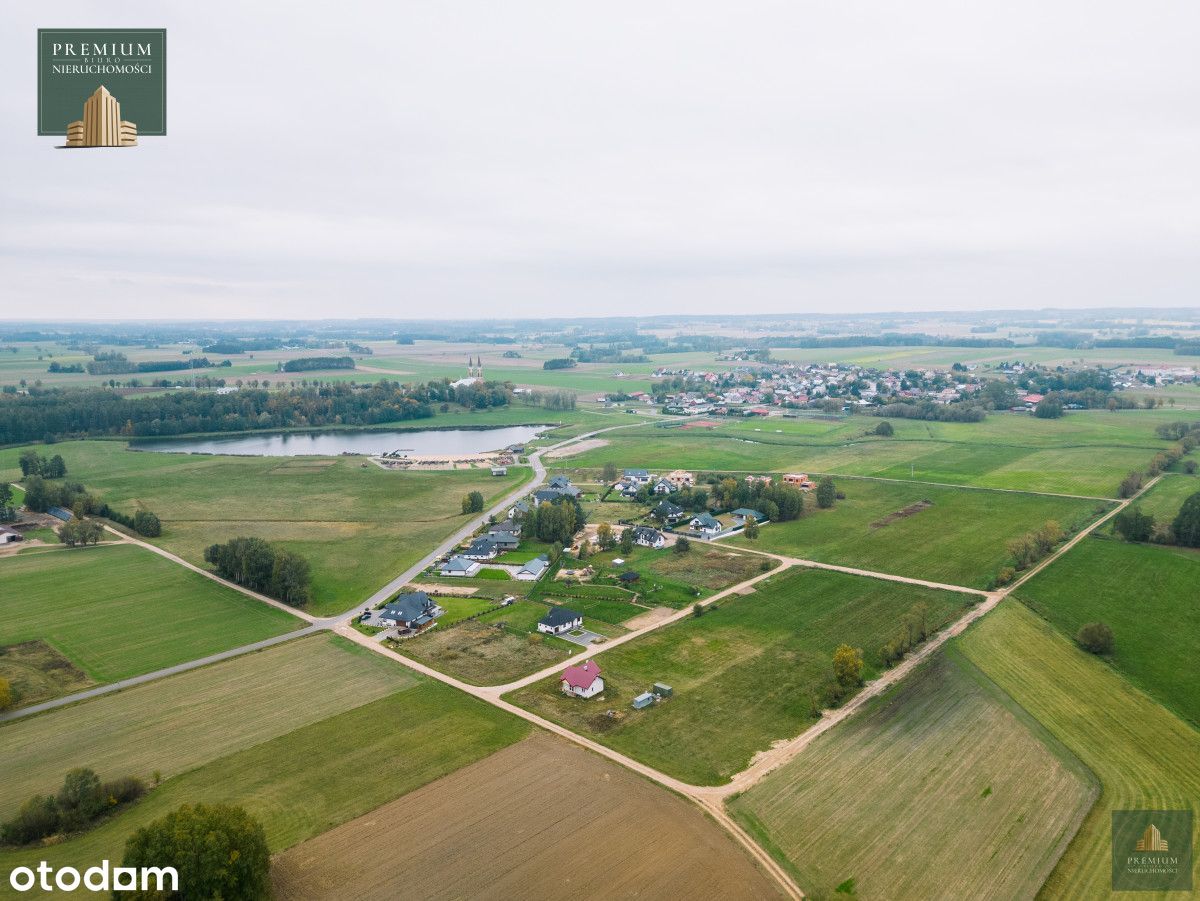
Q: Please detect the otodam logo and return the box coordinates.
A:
[37,29,167,146]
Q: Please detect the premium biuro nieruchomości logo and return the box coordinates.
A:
[37,29,166,147]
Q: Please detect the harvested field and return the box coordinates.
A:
[544,437,609,459]
[870,499,933,528]
[0,640,94,709]
[272,733,784,900]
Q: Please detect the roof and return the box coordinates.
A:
[442,555,476,572]
[517,555,549,577]
[381,592,436,623]
[623,468,650,477]
[561,660,601,690]
[489,519,519,534]
[466,537,497,555]
[691,512,721,528]
[632,526,662,540]
[618,570,640,582]
[0,525,21,537]
[540,606,582,628]
[654,500,684,515]
[731,508,765,520]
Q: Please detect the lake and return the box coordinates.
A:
[133,425,547,457]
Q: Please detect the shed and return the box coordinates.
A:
[652,682,673,698]
[631,692,655,710]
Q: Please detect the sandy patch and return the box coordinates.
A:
[545,437,609,459]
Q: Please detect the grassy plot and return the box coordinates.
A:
[273,732,785,901]
[729,478,1108,588]
[0,543,301,691]
[1129,471,1199,525]
[730,650,1096,900]
[0,440,532,616]
[508,567,975,785]
[0,680,527,898]
[958,602,1200,898]
[1016,537,1200,727]
[0,634,414,820]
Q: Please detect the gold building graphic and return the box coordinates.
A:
[65,86,137,147]
[1136,823,1169,852]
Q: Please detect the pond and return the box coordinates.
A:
[133,425,548,457]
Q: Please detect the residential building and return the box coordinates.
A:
[538,607,583,635]
[632,526,666,548]
[561,660,604,698]
[622,468,652,486]
[689,512,722,536]
[376,592,444,631]
[730,508,767,526]
[440,556,481,577]
[651,478,676,495]
[782,473,814,490]
[666,469,695,488]
[652,500,687,524]
[515,555,550,581]
[462,537,500,560]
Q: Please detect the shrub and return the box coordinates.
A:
[874,420,894,436]
[132,511,161,537]
[0,795,60,846]
[1113,506,1155,543]
[832,644,864,687]
[1077,621,1114,654]
[1172,491,1200,548]
[0,677,11,711]
[815,476,836,509]
[673,536,690,554]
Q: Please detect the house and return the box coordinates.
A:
[744,475,772,487]
[1021,393,1045,407]
[782,473,814,490]
[561,660,604,699]
[534,486,580,505]
[689,512,723,536]
[632,526,666,548]
[650,478,677,495]
[491,465,508,476]
[0,525,22,545]
[631,692,656,710]
[376,592,444,631]
[652,500,687,524]
[731,508,767,526]
[515,555,550,581]
[666,469,695,488]
[618,570,640,584]
[545,476,582,498]
[489,519,521,539]
[462,537,500,560]
[538,606,583,635]
[483,529,520,551]
[440,555,481,577]
[622,468,652,486]
[509,500,531,519]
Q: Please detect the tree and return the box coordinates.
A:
[692,602,703,618]
[118,803,270,901]
[461,491,485,514]
[1117,470,1145,499]
[1076,621,1114,654]
[44,455,67,478]
[673,536,690,554]
[602,462,618,483]
[1035,396,1064,419]
[18,450,43,478]
[577,539,590,560]
[874,420,894,437]
[619,527,634,556]
[269,549,312,606]
[132,510,161,537]
[596,522,615,551]
[1113,505,1155,543]
[832,644,863,687]
[743,520,760,540]
[58,519,103,547]
[56,768,105,832]
[21,475,50,512]
[1172,491,1200,548]
[0,482,13,521]
[0,677,11,711]
[816,476,836,509]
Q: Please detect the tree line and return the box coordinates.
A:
[1,768,145,846]
[203,537,312,606]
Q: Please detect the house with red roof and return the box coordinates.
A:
[561,660,604,699]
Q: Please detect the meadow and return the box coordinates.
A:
[728,477,1108,588]
[730,649,1096,900]
[0,543,302,693]
[508,566,975,785]
[1128,470,1200,525]
[1016,536,1200,726]
[0,440,532,615]
[958,602,1200,897]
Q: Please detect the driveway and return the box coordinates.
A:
[558,628,605,647]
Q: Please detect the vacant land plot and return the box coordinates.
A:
[0,543,301,688]
[1017,537,1200,726]
[731,650,1096,900]
[0,440,530,615]
[0,635,417,821]
[0,641,94,709]
[958,602,1200,897]
[510,567,975,785]
[729,478,1106,588]
[1129,471,1199,525]
[273,732,784,901]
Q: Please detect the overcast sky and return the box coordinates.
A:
[3,2,1199,320]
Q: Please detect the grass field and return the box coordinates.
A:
[1016,536,1200,727]
[730,649,1096,900]
[0,440,532,615]
[509,566,975,785]
[0,640,528,896]
[273,732,785,900]
[0,543,301,692]
[1129,471,1199,525]
[958,601,1200,897]
[728,478,1108,588]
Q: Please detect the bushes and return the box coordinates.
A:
[878,602,932,667]
[873,420,894,436]
[1117,470,1145,499]
[1006,520,1064,570]
[100,503,163,537]
[1076,621,1114,655]
[1113,505,1155,543]
[0,768,146,846]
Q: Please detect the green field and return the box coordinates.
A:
[508,566,975,785]
[0,637,527,898]
[958,602,1200,897]
[728,478,1108,588]
[0,544,301,693]
[1129,471,1200,525]
[1016,537,1200,727]
[730,649,1096,900]
[0,440,532,615]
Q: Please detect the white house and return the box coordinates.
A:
[622,468,652,486]
[561,660,604,699]
[689,513,722,536]
[538,607,583,635]
[631,526,666,548]
[515,555,550,581]
[440,555,481,577]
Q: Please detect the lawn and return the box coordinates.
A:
[0,634,415,820]
[729,477,1108,588]
[730,649,1096,900]
[0,440,533,616]
[430,594,500,626]
[1016,536,1200,727]
[958,601,1200,897]
[0,543,302,692]
[0,677,527,897]
[508,566,976,785]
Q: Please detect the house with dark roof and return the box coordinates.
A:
[482,529,519,551]
[731,508,767,526]
[440,555,481,577]
[652,500,687,524]
[515,554,550,581]
[623,468,652,485]
[537,606,583,635]
[560,660,604,699]
[618,570,640,584]
[689,512,722,536]
[377,592,444,631]
[632,526,666,549]
[651,478,677,495]
[462,537,500,560]
[509,499,532,519]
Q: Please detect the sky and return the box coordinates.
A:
[3,1,1199,320]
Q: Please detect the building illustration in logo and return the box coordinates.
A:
[1136,824,1169,852]
[65,86,137,147]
